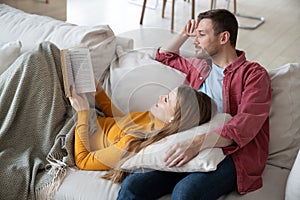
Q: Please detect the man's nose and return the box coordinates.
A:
[194,37,199,45]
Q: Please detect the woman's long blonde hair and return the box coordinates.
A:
[102,85,216,183]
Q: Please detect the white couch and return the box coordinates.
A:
[1,4,299,200]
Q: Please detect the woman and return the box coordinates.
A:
[69,83,215,183]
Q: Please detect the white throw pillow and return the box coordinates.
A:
[104,46,186,113]
[285,149,300,200]
[121,113,231,172]
[267,63,300,170]
[0,41,22,75]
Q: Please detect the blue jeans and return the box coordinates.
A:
[117,155,237,200]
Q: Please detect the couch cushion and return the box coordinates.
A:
[0,4,116,79]
[54,170,119,200]
[218,164,290,200]
[0,41,21,75]
[267,63,300,170]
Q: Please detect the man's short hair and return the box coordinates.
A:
[198,9,238,47]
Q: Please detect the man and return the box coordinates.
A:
[117,9,272,200]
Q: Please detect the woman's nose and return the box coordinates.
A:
[159,95,164,102]
[159,95,163,101]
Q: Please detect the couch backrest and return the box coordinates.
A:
[267,63,300,170]
[0,4,116,79]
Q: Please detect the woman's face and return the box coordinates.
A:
[150,88,178,123]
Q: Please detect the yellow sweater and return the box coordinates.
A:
[74,89,164,170]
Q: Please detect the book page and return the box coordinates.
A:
[69,48,96,94]
[60,47,96,97]
[61,50,75,97]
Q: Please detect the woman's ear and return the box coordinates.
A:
[168,116,174,123]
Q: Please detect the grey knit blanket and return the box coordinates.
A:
[0,42,76,200]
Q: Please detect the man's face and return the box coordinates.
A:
[194,18,221,59]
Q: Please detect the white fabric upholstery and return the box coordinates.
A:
[267,63,300,170]
[218,165,290,200]
[0,4,116,79]
[104,46,186,113]
[285,149,300,200]
[54,170,119,200]
[0,41,22,75]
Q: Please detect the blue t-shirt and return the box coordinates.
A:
[198,63,224,112]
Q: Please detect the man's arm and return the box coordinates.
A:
[155,19,205,90]
[164,131,233,167]
[160,32,188,54]
[160,19,199,54]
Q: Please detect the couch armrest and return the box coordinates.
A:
[285,149,300,200]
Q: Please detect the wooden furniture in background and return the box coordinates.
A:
[140,0,195,32]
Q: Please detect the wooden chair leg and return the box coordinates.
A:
[162,0,167,18]
[210,0,214,10]
[233,0,236,14]
[140,0,147,25]
[191,0,195,19]
[141,0,194,32]
[171,0,175,31]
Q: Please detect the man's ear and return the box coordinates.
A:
[219,31,230,45]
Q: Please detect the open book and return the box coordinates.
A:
[60,47,96,97]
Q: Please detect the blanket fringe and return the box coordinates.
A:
[35,155,69,200]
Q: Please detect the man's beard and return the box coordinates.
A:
[194,45,211,59]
